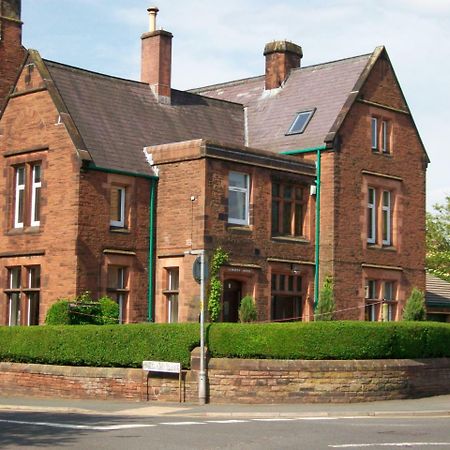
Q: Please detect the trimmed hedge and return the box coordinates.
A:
[0,322,449,369]
[206,321,450,360]
[0,324,199,369]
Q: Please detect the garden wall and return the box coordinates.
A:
[1,353,449,404]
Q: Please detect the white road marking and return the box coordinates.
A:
[206,419,250,424]
[329,443,450,448]
[159,421,206,426]
[0,419,154,431]
[253,418,296,422]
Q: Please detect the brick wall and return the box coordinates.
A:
[0,60,81,324]
[0,16,27,111]
[318,54,426,320]
[1,355,449,404]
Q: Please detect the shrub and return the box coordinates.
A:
[314,276,335,321]
[45,300,70,325]
[403,288,426,321]
[207,321,450,360]
[238,295,257,323]
[0,323,200,368]
[45,293,119,325]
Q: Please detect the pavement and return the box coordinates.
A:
[0,394,449,419]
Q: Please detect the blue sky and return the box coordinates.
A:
[22,0,450,210]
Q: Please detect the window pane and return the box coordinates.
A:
[272,183,280,197]
[28,267,40,288]
[110,187,124,223]
[371,117,378,149]
[108,266,126,289]
[382,210,389,241]
[383,281,394,301]
[10,267,21,289]
[33,186,41,223]
[228,190,246,221]
[382,121,389,153]
[9,293,20,326]
[271,200,279,234]
[271,274,277,291]
[229,172,247,189]
[17,189,24,224]
[288,276,294,291]
[271,295,301,321]
[282,202,292,235]
[383,191,390,207]
[294,203,303,236]
[279,275,285,291]
[17,167,25,185]
[28,293,40,326]
[296,276,302,293]
[168,294,179,323]
[33,165,41,183]
[287,110,314,135]
[295,187,303,200]
[283,185,292,200]
[168,268,179,290]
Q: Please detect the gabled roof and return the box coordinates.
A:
[192,53,374,153]
[35,54,245,175]
[426,274,450,308]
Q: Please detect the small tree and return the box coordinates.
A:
[314,276,335,321]
[238,295,257,323]
[402,288,426,321]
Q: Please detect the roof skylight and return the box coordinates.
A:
[286,109,316,135]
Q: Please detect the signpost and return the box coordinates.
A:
[187,249,207,405]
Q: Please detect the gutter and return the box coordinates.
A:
[280,144,331,312]
[86,163,158,322]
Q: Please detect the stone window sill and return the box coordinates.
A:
[7,226,41,236]
[110,227,131,234]
[271,235,310,244]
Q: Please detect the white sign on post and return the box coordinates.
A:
[142,360,181,374]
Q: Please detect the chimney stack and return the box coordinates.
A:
[0,0,26,110]
[141,6,173,104]
[264,40,302,90]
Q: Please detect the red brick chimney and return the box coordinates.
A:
[264,40,302,90]
[0,0,26,110]
[141,6,172,104]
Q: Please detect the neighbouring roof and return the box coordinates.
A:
[192,53,373,153]
[426,274,450,308]
[43,59,245,175]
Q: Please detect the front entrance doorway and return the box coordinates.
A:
[222,279,242,322]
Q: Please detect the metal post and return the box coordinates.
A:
[198,250,206,405]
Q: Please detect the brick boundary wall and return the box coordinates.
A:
[0,355,449,404]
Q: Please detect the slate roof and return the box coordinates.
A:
[192,53,373,153]
[44,59,245,175]
[426,274,450,308]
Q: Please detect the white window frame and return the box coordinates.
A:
[31,164,41,227]
[371,117,378,150]
[8,267,21,326]
[367,188,376,244]
[381,120,389,153]
[382,190,391,246]
[228,172,250,226]
[14,166,25,229]
[167,268,179,323]
[110,187,126,228]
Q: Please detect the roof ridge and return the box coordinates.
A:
[191,52,372,93]
[43,58,147,86]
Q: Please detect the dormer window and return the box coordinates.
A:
[286,109,315,135]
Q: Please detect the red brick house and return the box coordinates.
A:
[0,3,427,325]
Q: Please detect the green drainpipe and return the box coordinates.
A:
[86,163,158,322]
[281,144,328,313]
[148,178,157,322]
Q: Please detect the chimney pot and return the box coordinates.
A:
[147,6,159,32]
[264,40,302,90]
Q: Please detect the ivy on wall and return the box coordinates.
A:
[208,248,229,322]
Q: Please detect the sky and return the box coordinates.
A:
[22,0,450,211]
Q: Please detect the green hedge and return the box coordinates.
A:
[0,322,449,368]
[206,321,450,360]
[0,324,199,368]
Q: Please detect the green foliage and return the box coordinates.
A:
[426,195,450,280]
[45,292,119,325]
[238,295,257,323]
[314,276,335,321]
[207,321,450,360]
[208,248,229,322]
[45,300,70,325]
[0,323,200,369]
[403,288,427,321]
